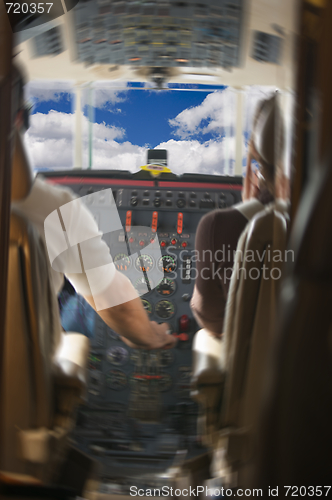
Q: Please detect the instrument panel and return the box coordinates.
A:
[42,170,242,479]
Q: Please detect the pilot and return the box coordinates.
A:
[12,65,176,352]
[190,95,285,338]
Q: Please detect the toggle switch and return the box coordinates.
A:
[179,314,190,332]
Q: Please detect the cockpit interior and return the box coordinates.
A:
[1,0,332,499]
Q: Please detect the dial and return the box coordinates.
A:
[156,278,176,296]
[155,300,175,319]
[159,374,173,392]
[89,353,102,371]
[158,255,176,274]
[141,299,153,315]
[114,253,131,271]
[135,276,154,295]
[135,254,154,273]
[107,346,128,366]
[107,370,128,390]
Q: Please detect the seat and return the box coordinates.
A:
[219,200,288,486]
[0,130,90,483]
[191,200,289,486]
[252,161,332,488]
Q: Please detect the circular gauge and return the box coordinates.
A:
[141,299,153,315]
[159,350,175,367]
[107,346,128,366]
[135,254,154,273]
[155,300,175,319]
[157,255,176,274]
[156,278,176,297]
[135,276,154,295]
[159,374,172,392]
[114,253,131,271]
[107,370,128,390]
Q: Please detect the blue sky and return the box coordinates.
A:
[25,82,272,174]
[93,89,223,148]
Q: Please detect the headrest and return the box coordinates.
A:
[11,129,33,202]
[252,94,283,167]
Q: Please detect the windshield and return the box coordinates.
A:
[25,81,287,176]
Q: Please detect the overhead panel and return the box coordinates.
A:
[73,0,244,70]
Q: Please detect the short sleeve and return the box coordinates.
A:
[190,210,227,335]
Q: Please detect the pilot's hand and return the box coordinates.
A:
[119,322,177,350]
[150,321,178,350]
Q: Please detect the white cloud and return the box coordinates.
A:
[26,81,73,103]
[25,108,246,175]
[25,110,141,171]
[169,88,237,139]
[93,90,127,111]
[157,136,246,176]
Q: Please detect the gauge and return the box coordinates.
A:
[157,255,176,274]
[159,374,172,392]
[135,254,154,273]
[141,299,153,315]
[114,253,131,271]
[107,370,128,390]
[107,346,128,366]
[156,278,176,296]
[135,276,153,295]
[159,350,174,367]
[155,300,175,319]
[89,353,102,370]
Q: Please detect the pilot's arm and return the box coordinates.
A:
[12,144,175,350]
[84,272,176,350]
[190,207,247,338]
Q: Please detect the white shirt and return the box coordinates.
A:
[13,177,116,298]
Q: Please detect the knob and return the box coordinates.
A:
[171,238,177,245]
[130,196,138,207]
[176,199,186,208]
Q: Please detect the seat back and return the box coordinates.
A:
[219,201,288,485]
[0,209,60,474]
[252,161,332,488]
[0,130,61,475]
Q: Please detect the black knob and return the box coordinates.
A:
[130,196,138,207]
[154,198,161,207]
[176,199,186,208]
